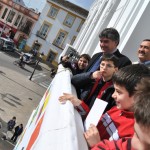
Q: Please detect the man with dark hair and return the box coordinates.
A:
[85,27,131,72]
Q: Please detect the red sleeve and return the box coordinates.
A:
[91,138,133,150]
[76,101,90,115]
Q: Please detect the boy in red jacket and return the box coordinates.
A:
[91,77,150,150]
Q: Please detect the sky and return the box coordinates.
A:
[23,0,94,12]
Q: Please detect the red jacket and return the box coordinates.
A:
[76,80,114,116]
[98,107,134,141]
[91,138,134,150]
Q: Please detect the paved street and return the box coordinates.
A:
[0,51,53,149]
[0,50,53,89]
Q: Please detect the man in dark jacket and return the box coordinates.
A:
[84,27,131,72]
[11,124,23,143]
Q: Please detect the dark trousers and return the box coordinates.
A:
[11,133,19,142]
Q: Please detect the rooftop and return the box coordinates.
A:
[13,0,25,7]
[48,0,89,18]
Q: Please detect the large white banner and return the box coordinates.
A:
[14,65,88,150]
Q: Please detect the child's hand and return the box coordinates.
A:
[91,71,102,79]
[84,124,101,148]
[59,93,81,106]
[62,55,69,62]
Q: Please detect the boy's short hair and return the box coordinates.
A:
[134,77,150,129]
[101,53,119,67]
[112,64,150,96]
[79,54,91,63]
[99,28,120,45]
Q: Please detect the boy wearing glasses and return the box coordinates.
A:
[59,53,119,115]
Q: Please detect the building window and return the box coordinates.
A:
[47,50,57,63]
[77,20,84,32]
[1,8,8,19]
[22,20,33,35]
[18,16,24,27]
[48,6,59,19]
[63,14,75,28]
[53,30,68,48]
[70,36,76,45]
[14,14,21,26]
[6,10,16,23]
[37,22,51,39]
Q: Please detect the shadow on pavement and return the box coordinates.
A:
[0,93,23,107]
[2,51,20,59]
[0,70,6,75]
[21,66,32,73]
[0,108,5,112]
[28,63,43,71]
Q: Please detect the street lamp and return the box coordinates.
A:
[29,52,44,80]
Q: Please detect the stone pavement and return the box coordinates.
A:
[0,65,47,149]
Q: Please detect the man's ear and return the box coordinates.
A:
[115,41,119,46]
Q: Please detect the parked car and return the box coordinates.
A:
[0,37,15,52]
[22,53,37,65]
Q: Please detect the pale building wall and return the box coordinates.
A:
[26,0,87,65]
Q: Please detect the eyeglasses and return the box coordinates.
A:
[100,63,115,68]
